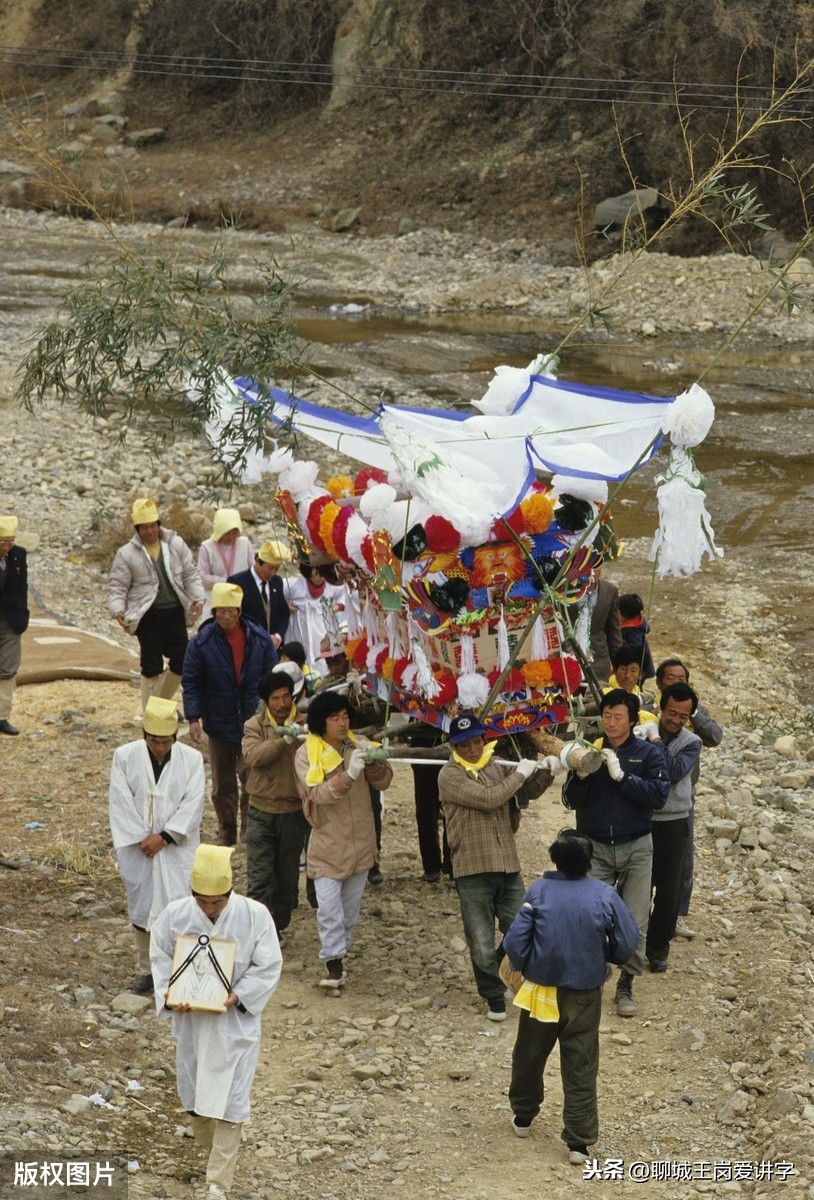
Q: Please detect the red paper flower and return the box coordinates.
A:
[492,507,526,540]
[331,504,355,561]
[354,467,388,496]
[348,636,369,669]
[548,655,582,692]
[392,656,411,686]
[432,669,458,705]
[424,515,461,553]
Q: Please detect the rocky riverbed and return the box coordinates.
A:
[1,208,813,1199]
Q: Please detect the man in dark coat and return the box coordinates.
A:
[588,572,622,686]
[228,540,290,648]
[182,582,277,845]
[0,514,30,736]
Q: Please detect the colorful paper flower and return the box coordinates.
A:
[354,467,388,495]
[520,491,556,534]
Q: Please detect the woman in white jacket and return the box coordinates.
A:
[197,508,254,620]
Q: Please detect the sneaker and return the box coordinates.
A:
[648,957,668,973]
[422,870,441,883]
[368,865,384,885]
[675,918,695,939]
[568,1144,590,1166]
[511,1116,532,1138]
[130,973,154,995]
[207,1186,228,1200]
[319,959,347,989]
[487,1000,507,1022]
[614,972,637,1017]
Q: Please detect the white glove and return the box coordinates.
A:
[635,722,660,742]
[541,755,564,776]
[346,748,368,781]
[277,723,305,744]
[602,748,625,782]
[515,758,540,780]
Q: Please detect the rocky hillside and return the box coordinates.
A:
[1,0,813,254]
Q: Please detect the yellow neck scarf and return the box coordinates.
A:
[451,740,496,777]
[266,703,298,727]
[305,732,358,786]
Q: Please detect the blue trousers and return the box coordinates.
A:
[455,871,526,1003]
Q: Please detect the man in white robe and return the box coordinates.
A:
[109,695,204,994]
[151,844,282,1200]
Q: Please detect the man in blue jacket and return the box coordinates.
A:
[504,833,639,1165]
[562,688,668,1017]
[182,582,277,846]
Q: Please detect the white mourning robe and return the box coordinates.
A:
[282,576,346,677]
[109,740,205,929]
[150,894,282,1122]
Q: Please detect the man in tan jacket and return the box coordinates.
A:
[243,670,308,939]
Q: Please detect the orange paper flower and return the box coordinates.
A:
[521,660,554,689]
[317,501,343,559]
[520,491,556,535]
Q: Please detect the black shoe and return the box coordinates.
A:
[648,957,668,973]
[615,971,637,1017]
[422,870,441,883]
[131,974,154,995]
[0,719,19,736]
[368,865,384,885]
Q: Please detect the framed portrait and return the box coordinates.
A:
[166,933,237,1013]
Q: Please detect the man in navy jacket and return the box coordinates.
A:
[182,582,277,845]
[562,688,668,1018]
[504,833,638,1164]
[0,514,29,736]
[228,541,290,648]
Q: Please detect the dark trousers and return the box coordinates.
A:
[678,804,695,916]
[411,763,451,876]
[246,806,309,933]
[208,738,248,846]
[371,788,382,856]
[646,817,689,962]
[136,603,188,677]
[455,871,526,1004]
[509,988,601,1148]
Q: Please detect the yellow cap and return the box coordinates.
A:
[211,582,243,610]
[142,696,179,736]
[212,508,243,541]
[257,539,291,565]
[190,845,234,896]
[0,515,19,538]
[132,498,159,525]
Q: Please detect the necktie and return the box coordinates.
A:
[260,581,270,629]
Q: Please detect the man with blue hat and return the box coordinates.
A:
[439,712,553,1022]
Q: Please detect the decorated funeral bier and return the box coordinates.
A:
[211,356,720,737]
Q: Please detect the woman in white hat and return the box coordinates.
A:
[197,509,254,620]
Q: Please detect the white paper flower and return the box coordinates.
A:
[662,383,715,448]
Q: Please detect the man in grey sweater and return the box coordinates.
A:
[639,681,701,972]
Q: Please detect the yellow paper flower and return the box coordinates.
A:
[318,502,342,559]
[326,475,355,499]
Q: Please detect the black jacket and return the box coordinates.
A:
[227,569,289,641]
[0,545,30,635]
[562,733,669,845]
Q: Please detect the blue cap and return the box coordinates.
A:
[448,712,488,745]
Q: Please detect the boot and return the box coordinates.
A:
[615,971,637,1017]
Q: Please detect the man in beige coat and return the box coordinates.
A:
[108,498,204,712]
[294,690,392,989]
